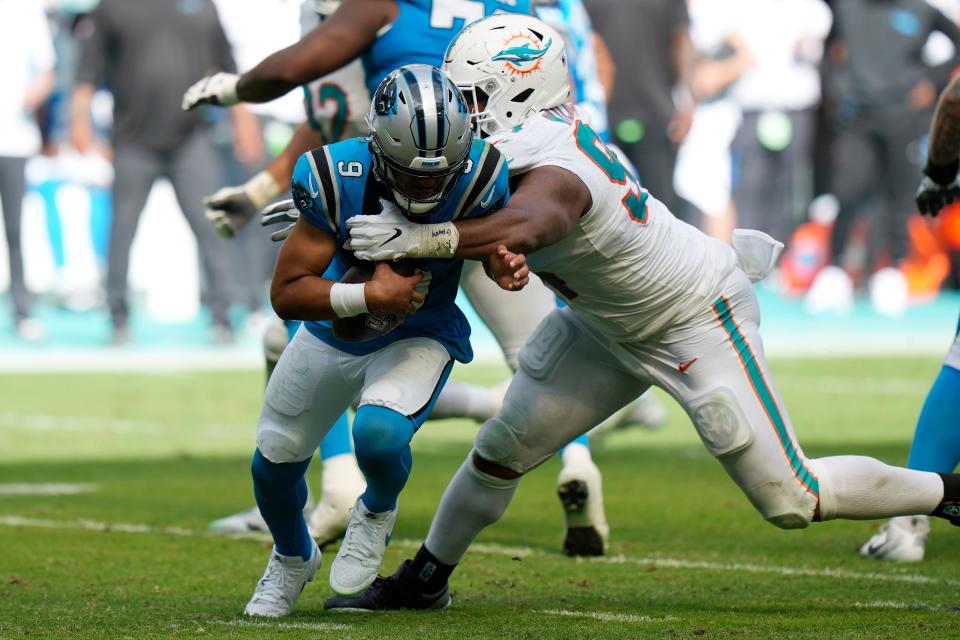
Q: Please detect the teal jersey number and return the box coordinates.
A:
[574,121,648,224]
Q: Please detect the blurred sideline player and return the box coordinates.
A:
[327,15,960,611]
[185,0,625,556]
[241,65,521,616]
[206,0,369,545]
[859,73,960,562]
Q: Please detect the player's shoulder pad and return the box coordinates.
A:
[291,139,369,234]
[451,138,509,220]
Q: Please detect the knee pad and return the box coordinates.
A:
[742,479,816,529]
[256,419,314,464]
[474,413,550,476]
[352,405,414,462]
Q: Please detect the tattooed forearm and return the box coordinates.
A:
[928,76,960,167]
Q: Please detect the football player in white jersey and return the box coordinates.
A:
[326,14,960,611]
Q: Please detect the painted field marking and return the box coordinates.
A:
[1,515,957,589]
[209,619,351,631]
[0,483,98,496]
[853,600,960,613]
[539,609,678,623]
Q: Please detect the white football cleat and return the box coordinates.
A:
[557,444,609,556]
[859,515,930,562]
[308,453,367,547]
[244,542,322,617]
[210,506,269,535]
[329,498,397,595]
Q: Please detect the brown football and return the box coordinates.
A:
[331,261,416,342]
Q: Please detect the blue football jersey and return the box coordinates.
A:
[362,0,535,94]
[290,137,510,363]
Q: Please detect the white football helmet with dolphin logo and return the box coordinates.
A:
[442,14,570,137]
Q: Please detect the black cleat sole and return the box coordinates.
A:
[557,479,589,512]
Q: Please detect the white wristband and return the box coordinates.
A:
[330,283,368,318]
[244,171,282,211]
[415,222,459,258]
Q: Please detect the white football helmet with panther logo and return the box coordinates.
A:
[443,14,569,137]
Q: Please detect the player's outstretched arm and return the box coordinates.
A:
[917,74,960,216]
[452,166,591,258]
[183,0,396,109]
[204,123,325,237]
[345,166,591,261]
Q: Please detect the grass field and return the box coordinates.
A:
[2,356,959,639]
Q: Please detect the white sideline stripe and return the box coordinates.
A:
[0,483,98,496]
[774,375,930,397]
[594,554,960,587]
[210,619,350,631]
[853,600,958,613]
[0,412,163,434]
[1,515,956,589]
[539,609,678,623]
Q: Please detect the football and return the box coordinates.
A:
[331,261,416,342]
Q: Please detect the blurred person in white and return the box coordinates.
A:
[0,0,56,341]
[806,0,960,317]
[674,0,755,243]
[726,0,831,251]
[70,0,239,344]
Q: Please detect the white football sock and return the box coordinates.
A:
[424,453,519,565]
[429,380,500,422]
[811,455,943,520]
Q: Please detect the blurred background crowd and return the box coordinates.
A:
[3,0,960,350]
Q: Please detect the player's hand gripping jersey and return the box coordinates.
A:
[290,136,509,362]
[489,106,738,342]
[363,0,534,93]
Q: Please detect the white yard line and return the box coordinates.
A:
[539,609,678,623]
[209,619,350,631]
[0,483,98,496]
[1,515,956,589]
[853,600,959,613]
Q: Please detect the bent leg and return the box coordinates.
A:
[425,310,646,565]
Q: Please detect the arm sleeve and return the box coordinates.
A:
[291,151,339,235]
[75,1,111,86]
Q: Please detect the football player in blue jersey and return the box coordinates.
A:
[241,65,524,617]
[186,0,619,559]
[859,73,960,562]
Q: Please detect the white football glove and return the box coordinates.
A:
[345,202,459,260]
[261,199,300,242]
[181,72,240,110]
[204,171,281,238]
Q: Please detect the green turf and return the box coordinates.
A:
[2,357,959,639]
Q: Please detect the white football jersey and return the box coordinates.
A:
[488,106,738,342]
[300,7,370,143]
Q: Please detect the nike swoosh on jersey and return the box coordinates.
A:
[307,173,320,199]
[379,228,402,247]
[480,187,495,208]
